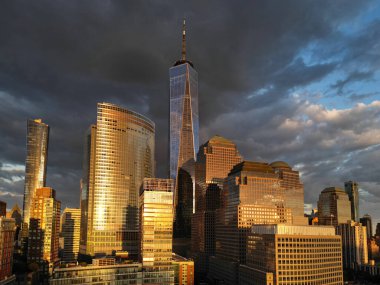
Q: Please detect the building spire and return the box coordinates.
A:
[181,18,186,61]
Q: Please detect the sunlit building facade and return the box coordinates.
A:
[241,224,343,285]
[336,221,368,269]
[360,214,373,239]
[192,135,242,278]
[80,103,155,257]
[317,187,351,226]
[169,20,199,240]
[345,181,359,222]
[139,178,174,285]
[0,217,16,282]
[209,161,293,284]
[61,208,81,262]
[173,254,194,285]
[28,187,61,271]
[22,119,49,236]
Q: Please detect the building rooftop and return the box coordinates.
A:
[321,187,346,194]
[230,161,275,175]
[251,224,336,236]
[270,161,291,169]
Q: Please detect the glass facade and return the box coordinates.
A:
[81,103,155,257]
[22,119,49,234]
[345,181,359,222]
[139,178,174,285]
[317,187,351,226]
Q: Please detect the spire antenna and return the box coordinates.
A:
[181,18,186,61]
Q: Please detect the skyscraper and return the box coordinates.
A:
[28,187,61,272]
[61,208,81,262]
[336,221,368,269]
[192,135,243,278]
[345,181,360,222]
[317,187,351,226]
[360,214,373,239]
[80,103,155,257]
[22,119,49,235]
[169,19,199,240]
[139,178,174,284]
[0,201,6,217]
[209,161,293,284]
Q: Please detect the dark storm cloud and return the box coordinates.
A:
[0,0,379,225]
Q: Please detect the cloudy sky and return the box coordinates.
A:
[0,1,379,227]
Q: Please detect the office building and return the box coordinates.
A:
[169,19,199,240]
[360,214,373,239]
[240,224,343,285]
[27,187,61,272]
[209,161,293,284]
[270,161,308,225]
[336,221,368,269]
[139,178,174,285]
[192,135,242,277]
[50,258,143,285]
[317,187,351,226]
[80,103,155,257]
[22,119,49,237]
[173,254,194,285]
[61,208,81,262]
[344,181,360,222]
[0,218,16,281]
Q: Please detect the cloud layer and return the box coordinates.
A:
[0,1,379,226]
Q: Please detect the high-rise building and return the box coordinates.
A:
[27,187,61,273]
[336,221,368,269]
[80,103,155,257]
[22,119,49,236]
[61,208,81,262]
[209,161,293,284]
[6,204,22,227]
[169,19,199,240]
[360,214,373,239]
[0,217,16,281]
[317,187,351,226]
[345,181,360,222]
[240,224,343,285]
[51,258,143,285]
[376,223,380,237]
[192,135,242,278]
[0,201,6,217]
[270,161,308,225]
[173,254,194,285]
[139,178,174,285]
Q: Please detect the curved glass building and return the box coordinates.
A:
[80,103,155,257]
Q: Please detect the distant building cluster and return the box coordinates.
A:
[1,20,380,285]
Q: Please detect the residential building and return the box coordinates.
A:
[173,254,194,285]
[0,218,16,281]
[80,103,155,258]
[317,187,351,226]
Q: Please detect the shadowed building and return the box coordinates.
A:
[22,119,49,238]
[169,20,199,246]
[0,217,16,282]
[0,201,6,217]
[80,103,155,258]
[360,214,373,239]
[317,187,351,226]
[139,178,174,285]
[192,135,243,279]
[61,208,81,263]
[336,221,368,269]
[345,181,360,222]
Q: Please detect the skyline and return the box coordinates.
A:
[0,1,380,227]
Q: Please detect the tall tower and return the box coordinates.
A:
[345,181,359,222]
[80,103,155,257]
[317,187,351,226]
[139,178,174,284]
[169,19,199,240]
[22,119,49,235]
